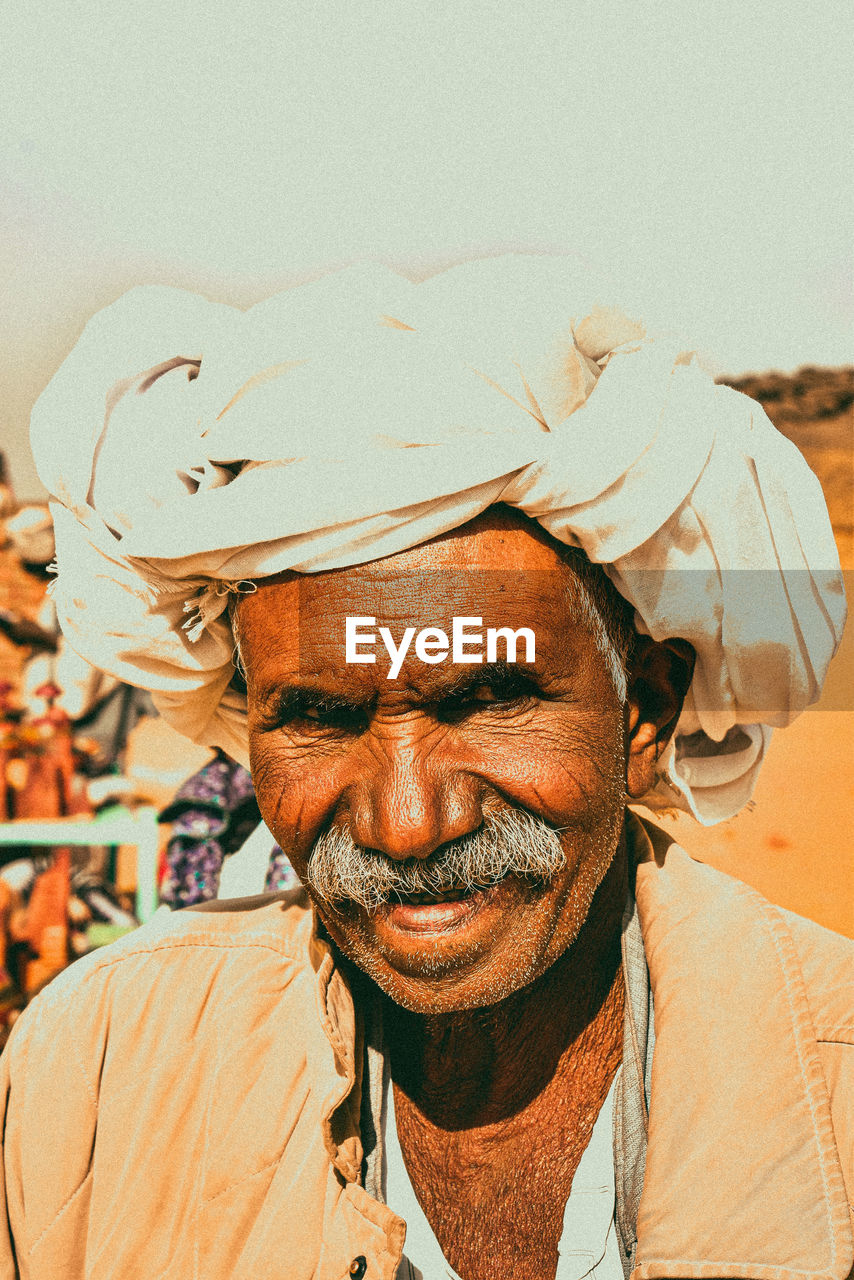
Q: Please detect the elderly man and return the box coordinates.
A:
[2,258,852,1280]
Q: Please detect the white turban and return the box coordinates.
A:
[31,256,845,824]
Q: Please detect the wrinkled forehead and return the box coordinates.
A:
[233,509,590,670]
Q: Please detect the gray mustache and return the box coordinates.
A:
[306,807,567,910]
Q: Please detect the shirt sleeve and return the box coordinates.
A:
[0,981,100,1278]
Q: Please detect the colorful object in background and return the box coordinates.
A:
[21,845,70,994]
[1,680,93,821]
[160,751,259,907]
[159,751,299,907]
[0,683,19,822]
[0,878,22,1031]
[0,666,148,1029]
[0,848,142,1045]
[265,845,300,894]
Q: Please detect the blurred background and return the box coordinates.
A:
[0,0,851,1030]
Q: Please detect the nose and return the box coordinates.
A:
[345,741,483,861]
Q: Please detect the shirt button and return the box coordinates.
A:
[348,1258,367,1279]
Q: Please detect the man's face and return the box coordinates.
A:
[238,515,631,1014]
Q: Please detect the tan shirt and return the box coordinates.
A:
[1,816,852,1279]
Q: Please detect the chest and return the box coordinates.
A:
[393,1083,611,1280]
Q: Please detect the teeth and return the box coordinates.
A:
[399,884,495,905]
[401,887,471,905]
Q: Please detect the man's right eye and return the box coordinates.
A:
[259,693,370,735]
[292,703,368,733]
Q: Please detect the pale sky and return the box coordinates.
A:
[2,0,851,497]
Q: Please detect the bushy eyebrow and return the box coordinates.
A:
[257,662,543,729]
[438,661,543,702]
[258,685,374,729]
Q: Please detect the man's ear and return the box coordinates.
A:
[625,636,695,799]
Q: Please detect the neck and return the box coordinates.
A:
[383,840,628,1129]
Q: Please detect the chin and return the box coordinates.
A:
[347,941,552,1015]
[318,877,574,1015]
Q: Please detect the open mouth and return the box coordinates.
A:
[376,880,504,935]
[390,883,492,906]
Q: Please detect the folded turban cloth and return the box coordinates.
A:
[30,255,846,824]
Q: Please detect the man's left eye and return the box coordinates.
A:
[439,684,532,720]
[469,685,501,703]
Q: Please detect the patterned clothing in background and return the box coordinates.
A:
[159,751,298,907]
[264,846,300,895]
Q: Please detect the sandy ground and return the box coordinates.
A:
[639,609,854,936]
